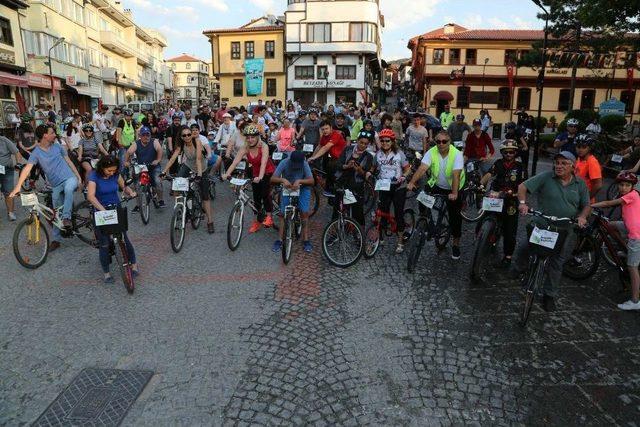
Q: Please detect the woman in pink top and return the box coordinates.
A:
[276,118,296,152]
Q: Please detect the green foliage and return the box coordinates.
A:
[538,133,556,148]
[534,116,548,129]
[599,114,626,134]
[566,109,599,124]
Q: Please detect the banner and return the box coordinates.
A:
[245,59,264,96]
[627,68,634,93]
[506,64,514,90]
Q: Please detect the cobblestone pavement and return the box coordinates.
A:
[0,175,639,425]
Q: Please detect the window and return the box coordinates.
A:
[580,89,595,110]
[231,42,240,59]
[498,87,511,109]
[558,89,571,111]
[265,40,275,59]
[0,17,13,46]
[99,17,108,31]
[465,49,476,65]
[74,3,84,25]
[517,88,531,110]
[233,79,243,96]
[185,88,192,98]
[186,63,191,70]
[295,66,315,80]
[621,90,636,113]
[504,49,517,65]
[89,48,100,66]
[317,65,328,79]
[348,22,376,43]
[350,23,363,42]
[456,86,470,108]
[86,10,97,29]
[266,79,276,97]
[433,49,444,64]
[336,65,356,80]
[449,49,460,65]
[245,41,254,59]
[307,23,331,42]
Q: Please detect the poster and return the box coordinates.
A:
[245,59,264,96]
[1,100,19,129]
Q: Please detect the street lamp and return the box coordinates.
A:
[481,58,489,110]
[532,0,549,176]
[323,69,330,109]
[48,36,65,110]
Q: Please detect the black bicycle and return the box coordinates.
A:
[406,191,451,273]
[281,188,303,264]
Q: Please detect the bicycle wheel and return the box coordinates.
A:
[470,218,496,279]
[227,202,244,251]
[363,181,376,215]
[600,234,626,268]
[363,223,381,259]
[294,213,302,239]
[272,188,281,231]
[434,210,451,251]
[308,187,321,218]
[407,218,427,273]
[322,217,363,268]
[114,236,134,294]
[282,213,294,264]
[72,200,96,246]
[461,190,484,222]
[403,208,416,239]
[13,215,50,269]
[562,233,600,280]
[190,191,203,230]
[520,257,543,326]
[170,206,186,253]
[139,185,151,225]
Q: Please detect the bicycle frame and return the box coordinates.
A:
[594,213,628,273]
[421,194,449,240]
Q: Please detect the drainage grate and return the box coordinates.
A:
[33,368,153,427]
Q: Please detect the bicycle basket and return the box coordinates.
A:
[94,206,128,235]
[526,224,568,257]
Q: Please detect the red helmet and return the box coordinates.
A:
[378,129,396,140]
[616,171,638,185]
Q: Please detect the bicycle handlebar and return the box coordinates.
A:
[527,209,575,223]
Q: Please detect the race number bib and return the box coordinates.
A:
[417,191,435,208]
[343,189,357,205]
[236,161,246,171]
[525,128,533,135]
[453,141,464,149]
[482,197,504,213]
[230,177,248,186]
[529,226,559,249]
[303,144,314,153]
[0,165,5,174]
[375,179,391,191]
[171,177,189,191]
[94,209,119,226]
[90,159,99,169]
[611,154,624,163]
[134,164,148,174]
[272,152,284,161]
[282,188,300,197]
[20,193,38,206]
[466,162,475,172]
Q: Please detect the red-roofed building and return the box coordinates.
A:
[166,54,210,106]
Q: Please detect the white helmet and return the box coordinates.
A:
[567,118,579,127]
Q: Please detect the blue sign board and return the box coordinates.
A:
[245,59,264,96]
[599,98,626,117]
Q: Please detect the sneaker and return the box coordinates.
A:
[303,240,313,253]
[323,190,335,198]
[207,222,215,234]
[617,300,640,311]
[62,219,72,229]
[542,295,556,312]
[249,220,262,233]
[8,212,16,221]
[262,215,274,228]
[132,269,140,278]
[49,241,61,252]
[272,240,282,252]
[451,245,461,260]
[104,275,114,284]
[158,200,167,208]
[395,243,404,254]
[132,206,140,213]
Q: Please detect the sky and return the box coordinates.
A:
[124,0,546,62]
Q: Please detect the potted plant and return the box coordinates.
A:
[548,115,557,132]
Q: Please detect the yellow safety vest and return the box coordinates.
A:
[121,120,135,148]
[427,145,466,190]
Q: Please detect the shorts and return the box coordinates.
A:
[0,168,14,194]
[627,239,640,267]
[280,186,311,214]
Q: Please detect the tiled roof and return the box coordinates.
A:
[203,25,283,35]
[166,54,202,62]
[408,24,545,47]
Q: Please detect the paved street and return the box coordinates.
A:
[1,174,639,425]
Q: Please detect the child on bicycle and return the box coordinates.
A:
[271,150,314,253]
[591,171,640,311]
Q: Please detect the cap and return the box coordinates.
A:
[222,113,232,118]
[472,119,481,126]
[139,126,151,136]
[208,130,216,136]
[554,151,576,163]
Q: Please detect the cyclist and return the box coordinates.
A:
[0,134,22,221]
[405,113,429,156]
[124,126,165,208]
[338,131,375,226]
[362,119,378,153]
[447,114,472,145]
[574,137,602,202]
[619,135,640,173]
[86,155,139,283]
[271,150,315,253]
[464,118,495,174]
[479,140,526,266]
[333,113,351,144]
[514,150,590,312]
[350,110,364,141]
[439,104,455,130]
[223,124,275,232]
[504,122,528,168]
[162,125,215,233]
[407,130,465,260]
[553,118,580,156]
[296,108,321,147]
[367,129,411,253]
[308,120,348,197]
[77,124,108,184]
[115,109,137,174]
[591,171,640,310]
[276,118,296,153]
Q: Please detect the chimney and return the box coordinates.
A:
[444,23,456,34]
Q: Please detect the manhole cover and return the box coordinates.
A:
[33,368,153,426]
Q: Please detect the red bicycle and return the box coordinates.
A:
[364,191,415,258]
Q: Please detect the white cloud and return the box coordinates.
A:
[194,0,228,12]
[158,25,204,40]
[249,0,275,13]
[380,0,442,30]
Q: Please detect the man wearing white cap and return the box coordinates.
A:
[214,113,236,150]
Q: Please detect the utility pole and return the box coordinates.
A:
[47,37,65,110]
[532,0,549,176]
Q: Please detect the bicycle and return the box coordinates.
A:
[406,191,451,273]
[164,172,204,253]
[12,190,96,269]
[131,160,159,225]
[460,159,485,222]
[321,187,364,268]
[520,210,574,326]
[226,177,260,251]
[281,187,303,264]
[15,163,47,193]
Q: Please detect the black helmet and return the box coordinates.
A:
[576,135,595,148]
[505,122,517,131]
[82,124,94,132]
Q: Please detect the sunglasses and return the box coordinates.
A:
[435,139,449,144]
[380,138,392,143]
[84,129,93,132]
[503,150,516,155]
[181,133,191,137]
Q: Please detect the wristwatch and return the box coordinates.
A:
[519,200,526,205]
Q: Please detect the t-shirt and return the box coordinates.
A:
[0,135,18,167]
[277,127,296,152]
[421,148,464,190]
[405,125,429,151]
[301,118,321,146]
[464,131,494,159]
[555,131,578,156]
[375,150,408,182]
[523,171,589,226]
[79,137,100,159]
[88,170,120,206]
[333,125,350,142]
[574,154,602,199]
[488,159,526,192]
[28,143,74,187]
[319,130,347,159]
[621,190,640,239]
[274,157,313,183]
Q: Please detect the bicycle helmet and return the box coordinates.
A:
[378,129,396,140]
[81,124,94,132]
[298,110,307,117]
[123,109,133,116]
[616,171,638,185]
[357,130,373,140]
[172,114,182,120]
[308,108,319,115]
[566,118,579,127]
[139,126,151,136]
[243,124,260,136]
[21,113,33,123]
[500,139,518,152]
[576,136,595,147]
[505,122,517,131]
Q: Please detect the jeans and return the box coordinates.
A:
[51,176,78,242]
[117,147,128,177]
[95,227,137,273]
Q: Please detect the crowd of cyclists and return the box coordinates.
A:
[0,97,639,314]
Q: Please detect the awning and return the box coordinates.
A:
[66,83,101,98]
[27,73,62,90]
[0,71,28,88]
[433,91,454,101]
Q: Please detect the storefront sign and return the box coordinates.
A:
[27,73,62,90]
[300,80,353,88]
[1,100,19,129]
[0,48,16,65]
[245,58,264,96]
[599,98,626,117]
[547,68,568,75]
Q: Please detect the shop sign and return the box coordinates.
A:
[66,75,77,86]
[27,73,62,90]
[1,100,19,129]
[299,80,353,88]
[0,48,15,65]
[599,98,626,117]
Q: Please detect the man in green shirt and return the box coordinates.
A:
[514,151,590,311]
[439,104,455,130]
[350,110,363,141]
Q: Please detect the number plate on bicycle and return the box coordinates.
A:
[94,209,119,226]
[236,161,246,171]
[417,191,435,208]
[343,189,357,205]
[282,188,300,197]
[375,179,391,191]
[272,152,284,160]
[611,154,624,163]
[0,165,5,174]
[134,164,148,174]
[482,197,504,213]
[20,193,38,206]
[172,177,189,191]
[303,144,314,153]
[466,162,475,172]
[230,177,248,186]
[529,226,559,249]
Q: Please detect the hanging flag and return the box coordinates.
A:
[245,58,265,96]
[507,64,514,90]
[627,68,634,93]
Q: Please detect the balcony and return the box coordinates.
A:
[136,50,151,65]
[100,31,135,58]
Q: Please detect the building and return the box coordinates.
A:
[0,0,28,130]
[166,54,210,107]
[408,23,640,131]
[284,0,384,107]
[207,61,220,105]
[203,16,286,107]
